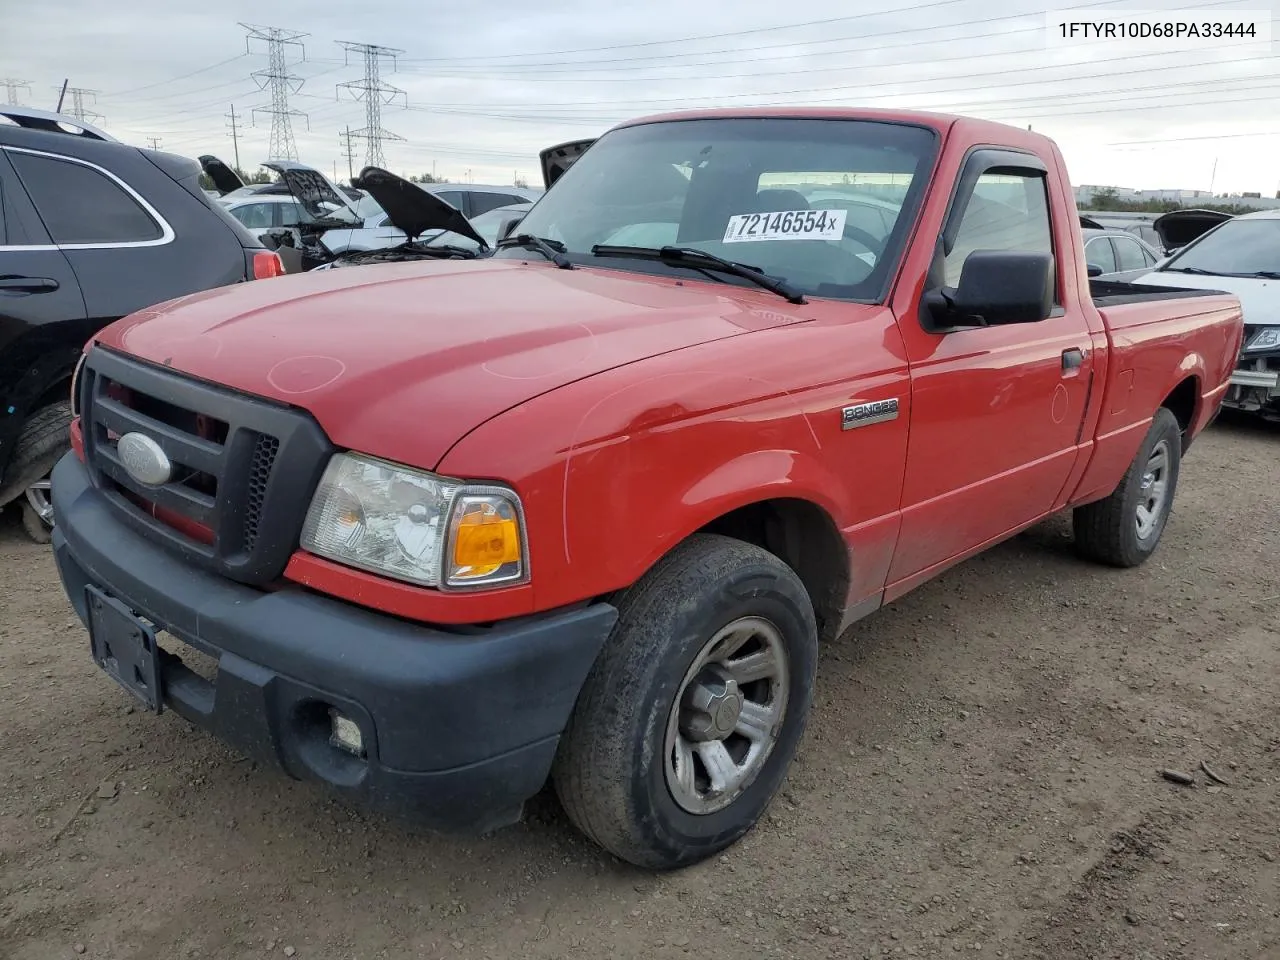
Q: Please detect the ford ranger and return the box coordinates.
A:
[50,108,1243,870]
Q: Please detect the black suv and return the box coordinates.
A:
[0,106,282,542]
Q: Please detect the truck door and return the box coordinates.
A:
[886,149,1093,587]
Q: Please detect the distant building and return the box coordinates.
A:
[1074,184,1280,211]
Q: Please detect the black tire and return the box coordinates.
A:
[552,533,818,869]
[1073,407,1182,568]
[0,402,72,543]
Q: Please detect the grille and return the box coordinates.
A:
[79,345,332,586]
[244,435,280,552]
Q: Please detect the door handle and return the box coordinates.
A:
[1062,347,1086,372]
[0,276,59,293]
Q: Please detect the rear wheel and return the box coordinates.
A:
[1073,407,1182,567]
[552,534,818,869]
[0,402,72,544]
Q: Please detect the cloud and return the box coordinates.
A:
[2,0,1275,193]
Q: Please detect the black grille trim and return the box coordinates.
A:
[79,344,333,586]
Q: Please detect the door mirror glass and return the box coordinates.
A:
[1087,263,1103,278]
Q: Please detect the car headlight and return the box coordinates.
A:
[1245,327,1280,351]
[299,453,527,589]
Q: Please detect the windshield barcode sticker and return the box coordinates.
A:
[723,209,847,243]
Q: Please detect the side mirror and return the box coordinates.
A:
[1087,264,1103,278]
[927,250,1054,329]
[497,214,525,242]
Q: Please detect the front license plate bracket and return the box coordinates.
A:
[85,585,164,714]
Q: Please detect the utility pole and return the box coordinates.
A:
[2,79,31,106]
[241,23,309,162]
[57,86,102,123]
[146,136,162,150]
[336,41,406,169]
[55,78,68,112]
[225,104,242,172]
[339,125,358,180]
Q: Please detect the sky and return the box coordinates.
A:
[2,0,1277,194]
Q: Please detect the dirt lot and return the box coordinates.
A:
[1,414,1277,960]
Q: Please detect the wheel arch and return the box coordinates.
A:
[1160,373,1200,451]
[694,496,850,645]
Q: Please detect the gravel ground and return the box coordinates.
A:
[1,413,1277,960]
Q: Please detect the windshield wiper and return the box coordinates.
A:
[1162,266,1220,275]
[495,233,574,269]
[1237,270,1280,279]
[590,244,807,304]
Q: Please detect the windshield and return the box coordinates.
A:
[1162,218,1278,275]
[497,117,938,300]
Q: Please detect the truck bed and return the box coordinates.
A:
[1089,278,1229,308]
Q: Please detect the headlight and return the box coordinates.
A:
[1245,327,1280,351]
[299,453,527,589]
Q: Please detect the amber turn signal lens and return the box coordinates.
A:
[451,501,521,579]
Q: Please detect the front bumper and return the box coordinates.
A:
[1224,343,1280,416]
[51,452,618,833]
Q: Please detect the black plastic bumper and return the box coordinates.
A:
[51,452,618,833]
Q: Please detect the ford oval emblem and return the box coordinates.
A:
[117,433,172,486]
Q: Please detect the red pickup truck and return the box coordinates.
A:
[51,108,1243,870]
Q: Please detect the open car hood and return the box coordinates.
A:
[263,160,361,222]
[353,166,488,248]
[1153,208,1232,252]
[540,138,595,188]
[197,155,245,196]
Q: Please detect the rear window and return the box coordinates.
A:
[9,151,164,245]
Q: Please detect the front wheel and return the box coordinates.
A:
[552,533,818,870]
[1073,407,1182,567]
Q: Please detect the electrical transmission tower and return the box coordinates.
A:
[336,42,406,169]
[146,137,162,150]
[241,23,309,162]
[58,87,102,123]
[3,79,31,106]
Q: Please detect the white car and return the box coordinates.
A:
[1127,208,1280,420]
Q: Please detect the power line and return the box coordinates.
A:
[242,22,309,161]
[100,55,248,98]
[3,79,31,106]
[336,41,406,169]
[399,0,974,63]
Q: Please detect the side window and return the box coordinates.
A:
[1141,245,1157,267]
[1085,236,1117,274]
[1113,236,1148,271]
[232,202,276,230]
[278,202,312,228]
[434,190,465,211]
[9,151,163,245]
[469,191,527,217]
[944,171,1053,288]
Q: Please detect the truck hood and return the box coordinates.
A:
[100,259,816,469]
[1132,270,1280,321]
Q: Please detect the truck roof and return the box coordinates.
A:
[613,106,1056,150]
